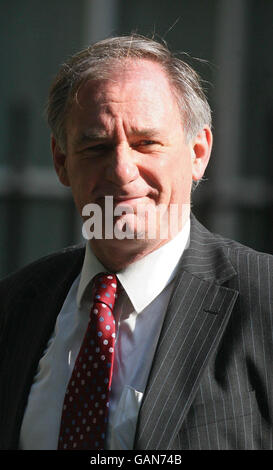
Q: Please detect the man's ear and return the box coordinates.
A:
[191,126,213,181]
[51,136,70,187]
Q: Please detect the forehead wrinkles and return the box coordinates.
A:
[78,80,177,121]
[66,61,183,141]
[77,59,178,106]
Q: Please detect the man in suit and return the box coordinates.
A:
[0,34,272,450]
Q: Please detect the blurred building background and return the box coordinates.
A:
[0,0,272,279]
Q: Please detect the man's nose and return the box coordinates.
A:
[105,143,139,185]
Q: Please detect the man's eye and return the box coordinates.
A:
[142,140,157,145]
[86,144,110,153]
[133,140,157,148]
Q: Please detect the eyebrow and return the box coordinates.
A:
[73,127,163,147]
[131,128,162,139]
[73,130,110,147]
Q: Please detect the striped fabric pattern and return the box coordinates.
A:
[0,215,272,450]
[134,217,273,449]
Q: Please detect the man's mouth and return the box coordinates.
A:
[96,194,147,204]
[113,195,146,203]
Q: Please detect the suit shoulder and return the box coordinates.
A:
[214,231,273,265]
[0,244,85,297]
[190,215,273,270]
[210,233,273,298]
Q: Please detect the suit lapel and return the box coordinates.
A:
[134,216,239,450]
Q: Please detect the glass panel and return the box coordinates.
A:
[0,197,81,278]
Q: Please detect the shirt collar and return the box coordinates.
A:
[77,218,190,312]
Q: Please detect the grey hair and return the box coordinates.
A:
[46,34,212,157]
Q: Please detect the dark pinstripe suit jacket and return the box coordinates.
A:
[0,215,272,450]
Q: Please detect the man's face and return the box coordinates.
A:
[53,59,211,253]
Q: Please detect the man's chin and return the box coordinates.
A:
[112,214,147,241]
[111,213,171,242]
[81,199,183,242]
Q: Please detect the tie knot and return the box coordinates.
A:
[92,273,118,311]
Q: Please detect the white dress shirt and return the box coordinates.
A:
[19,219,190,450]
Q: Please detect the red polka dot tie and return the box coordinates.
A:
[58,273,117,450]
